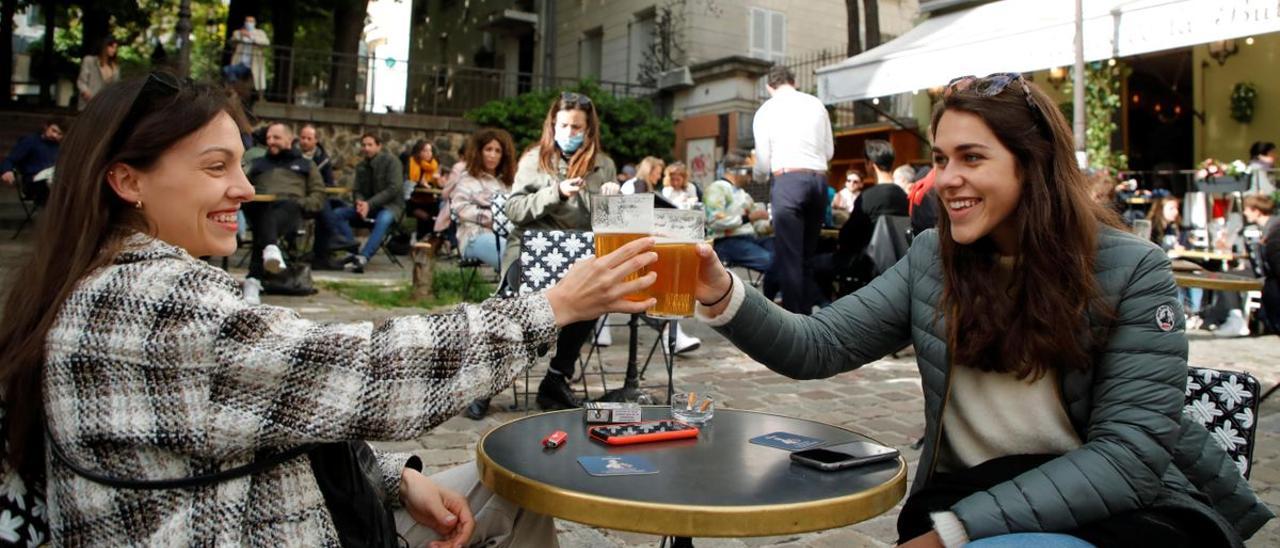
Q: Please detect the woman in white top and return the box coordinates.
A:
[660,162,699,209]
[76,37,120,109]
[621,156,664,194]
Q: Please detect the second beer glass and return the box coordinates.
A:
[648,209,704,318]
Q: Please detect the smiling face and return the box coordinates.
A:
[418,142,435,163]
[265,123,291,156]
[932,109,1023,254]
[124,112,254,257]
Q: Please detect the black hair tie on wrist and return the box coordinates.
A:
[700,274,734,307]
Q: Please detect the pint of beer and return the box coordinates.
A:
[591,194,655,301]
[647,209,704,318]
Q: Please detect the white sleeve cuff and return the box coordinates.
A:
[694,271,747,327]
[930,511,971,548]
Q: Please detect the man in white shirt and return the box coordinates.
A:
[752,65,834,314]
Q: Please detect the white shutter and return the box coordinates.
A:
[769,11,786,62]
[749,8,768,60]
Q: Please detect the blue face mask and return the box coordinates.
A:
[555,128,584,154]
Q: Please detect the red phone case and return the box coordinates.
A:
[588,420,700,445]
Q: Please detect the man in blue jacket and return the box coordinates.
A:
[1,120,64,206]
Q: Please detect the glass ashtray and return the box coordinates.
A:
[670,392,715,425]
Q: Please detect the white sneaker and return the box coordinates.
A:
[594,315,612,346]
[1186,314,1204,331]
[663,322,701,354]
[263,244,286,274]
[243,277,262,305]
[1214,310,1250,338]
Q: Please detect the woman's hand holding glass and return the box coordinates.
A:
[693,244,733,316]
[545,237,659,326]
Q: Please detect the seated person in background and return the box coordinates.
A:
[451,128,515,270]
[617,163,636,184]
[621,156,663,194]
[334,133,404,273]
[831,171,862,226]
[405,140,442,242]
[909,167,939,237]
[1244,195,1280,331]
[705,152,777,301]
[1148,195,1207,330]
[295,124,356,268]
[691,72,1273,548]
[296,124,335,187]
[660,162,700,209]
[0,120,63,207]
[892,164,917,194]
[243,122,327,280]
[835,139,909,284]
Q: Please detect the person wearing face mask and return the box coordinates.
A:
[500,91,617,411]
[227,16,270,93]
[690,73,1271,547]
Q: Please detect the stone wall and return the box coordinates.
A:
[253,103,479,184]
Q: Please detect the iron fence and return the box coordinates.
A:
[207,43,653,116]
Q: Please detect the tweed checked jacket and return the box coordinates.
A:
[40,234,558,545]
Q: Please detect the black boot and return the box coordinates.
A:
[536,375,581,410]
[464,397,490,420]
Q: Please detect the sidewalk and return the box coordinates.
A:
[2,234,1276,546]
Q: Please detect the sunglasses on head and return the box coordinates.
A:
[108,71,191,159]
[560,91,593,107]
[944,72,1043,122]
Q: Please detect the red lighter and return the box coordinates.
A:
[542,430,568,449]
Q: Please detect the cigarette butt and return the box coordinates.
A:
[686,391,696,411]
[699,398,713,412]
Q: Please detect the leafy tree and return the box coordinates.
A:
[1064,61,1129,172]
[465,81,675,165]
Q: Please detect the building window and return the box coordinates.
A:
[580,27,603,79]
[630,9,656,85]
[748,7,785,63]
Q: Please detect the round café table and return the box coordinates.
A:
[476,407,907,539]
[1174,271,1263,292]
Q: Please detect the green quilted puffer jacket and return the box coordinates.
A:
[711,227,1273,542]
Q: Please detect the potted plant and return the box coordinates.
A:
[1194,158,1249,193]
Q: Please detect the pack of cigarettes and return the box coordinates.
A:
[583,402,642,423]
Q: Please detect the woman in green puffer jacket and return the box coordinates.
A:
[688,74,1272,547]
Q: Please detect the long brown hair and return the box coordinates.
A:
[98,37,119,67]
[931,77,1122,380]
[0,74,248,479]
[534,94,601,178]
[1146,196,1181,246]
[465,127,516,186]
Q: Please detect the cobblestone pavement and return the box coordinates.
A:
[3,237,1277,546]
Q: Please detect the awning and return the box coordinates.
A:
[817,0,1280,104]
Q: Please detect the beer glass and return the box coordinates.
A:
[648,209,704,318]
[592,194,654,301]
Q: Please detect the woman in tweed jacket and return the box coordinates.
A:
[0,74,660,546]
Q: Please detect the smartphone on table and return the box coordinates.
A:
[790,441,899,472]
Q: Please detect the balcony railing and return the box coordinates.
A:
[208,43,654,116]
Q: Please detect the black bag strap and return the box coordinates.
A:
[47,430,317,490]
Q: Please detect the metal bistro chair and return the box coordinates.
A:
[501,229,602,411]
[452,192,508,301]
[1184,366,1261,478]
[12,172,41,239]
